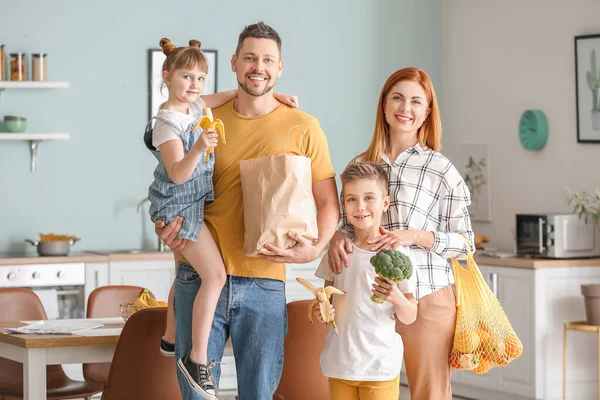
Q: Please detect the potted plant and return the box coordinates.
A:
[568,189,600,325]
[567,189,600,225]
[588,49,600,130]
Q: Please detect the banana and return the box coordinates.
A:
[133,297,149,309]
[136,288,159,308]
[147,296,159,307]
[191,107,226,162]
[296,277,345,335]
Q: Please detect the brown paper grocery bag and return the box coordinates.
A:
[240,126,318,257]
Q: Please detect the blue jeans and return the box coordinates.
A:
[174,262,288,400]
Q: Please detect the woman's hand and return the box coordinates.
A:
[274,92,300,108]
[155,217,188,252]
[311,301,335,323]
[327,230,353,274]
[372,275,405,306]
[368,226,415,252]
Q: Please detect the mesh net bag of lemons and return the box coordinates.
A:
[450,237,523,374]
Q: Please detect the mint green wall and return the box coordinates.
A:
[0,0,441,254]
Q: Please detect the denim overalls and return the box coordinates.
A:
[145,115,215,242]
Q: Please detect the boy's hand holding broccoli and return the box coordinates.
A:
[370,249,413,304]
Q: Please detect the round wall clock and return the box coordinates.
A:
[519,110,548,151]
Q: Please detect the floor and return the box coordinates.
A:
[398,385,467,399]
[220,386,470,399]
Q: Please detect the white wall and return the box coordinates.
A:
[442,0,600,251]
[0,0,441,254]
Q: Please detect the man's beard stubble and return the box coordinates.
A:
[238,80,275,97]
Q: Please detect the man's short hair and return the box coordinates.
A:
[340,162,389,195]
[235,21,282,56]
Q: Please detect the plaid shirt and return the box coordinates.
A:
[341,144,474,300]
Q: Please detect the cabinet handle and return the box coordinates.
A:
[491,272,499,301]
[94,270,99,288]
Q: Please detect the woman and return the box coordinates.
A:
[327,67,474,400]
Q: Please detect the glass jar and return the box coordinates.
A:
[10,52,26,81]
[31,53,47,81]
[0,45,5,81]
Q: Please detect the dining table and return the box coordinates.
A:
[0,318,123,399]
[0,318,233,400]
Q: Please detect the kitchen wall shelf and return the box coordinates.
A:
[0,133,69,173]
[0,82,70,89]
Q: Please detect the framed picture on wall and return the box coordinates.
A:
[147,48,218,119]
[575,34,600,143]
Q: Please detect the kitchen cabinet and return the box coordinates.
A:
[451,263,600,400]
[84,262,109,311]
[451,265,534,399]
[108,259,175,302]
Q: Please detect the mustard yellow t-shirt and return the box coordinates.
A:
[180,101,335,281]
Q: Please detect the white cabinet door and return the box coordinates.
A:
[452,265,501,391]
[84,262,109,311]
[108,260,175,302]
[538,267,600,399]
[496,267,536,398]
[454,265,536,399]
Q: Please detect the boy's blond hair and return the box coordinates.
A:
[340,162,388,195]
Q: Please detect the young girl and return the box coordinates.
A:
[146,38,297,399]
[315,162,417,400]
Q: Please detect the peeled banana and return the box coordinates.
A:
[296,277,345,335]
[191,107,226,162]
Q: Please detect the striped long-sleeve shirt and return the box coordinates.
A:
[341,144,474,300]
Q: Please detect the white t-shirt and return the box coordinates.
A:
[152,98,206,151]
[315,244,417,381]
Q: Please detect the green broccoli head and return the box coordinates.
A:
[370,249,413,303]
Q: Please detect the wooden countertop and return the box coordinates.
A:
[0,250,174,266]
[474,255,600,269]
[2,249,598,270]
[98,251,175,262]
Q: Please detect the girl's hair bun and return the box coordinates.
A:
[188,40,202,49]
[160,38,177,56]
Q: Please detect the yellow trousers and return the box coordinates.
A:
[328,374,400,400]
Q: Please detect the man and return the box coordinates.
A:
[156,21,339,400]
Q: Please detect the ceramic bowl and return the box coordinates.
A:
[4,116,27,133]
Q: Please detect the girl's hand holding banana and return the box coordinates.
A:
[192,128,218,155]
[191,107,226,162]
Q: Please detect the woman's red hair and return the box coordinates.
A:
[361,67,442,163]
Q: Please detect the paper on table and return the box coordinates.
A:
[4,320,103,335]
[21,317,125,325]
[73,328,123,336]
[32,289,59,320]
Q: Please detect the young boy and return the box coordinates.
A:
[314,161,418,400]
